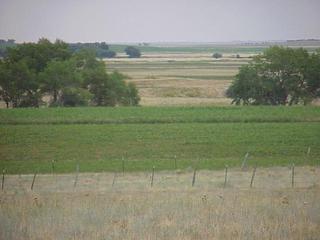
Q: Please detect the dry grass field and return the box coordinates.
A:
[105,53,249,106]
[1,167,319,239]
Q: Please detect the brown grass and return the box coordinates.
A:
[105,53,243,106]
[1,167,319,239]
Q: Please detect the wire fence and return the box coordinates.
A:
[1,166,319,193]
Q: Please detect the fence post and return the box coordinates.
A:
[291,163,295,188]
[31,171,37,190]
[224,165,228,188]
[112,172,116,187]
[122,157,125,176]
[250,164,257,188]
[174,155,177,170]
[307,146,311,156]
[1,169,5,191]
[151,166,155,187]
[51,160,55,175]
[192,168,197,187]
[74,162,79,188]
[241,152,249,171]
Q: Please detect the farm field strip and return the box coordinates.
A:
[105,53,248,106]
[1,106,319,125]
[1,121,319,173]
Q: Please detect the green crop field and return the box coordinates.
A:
[0,106,319,174]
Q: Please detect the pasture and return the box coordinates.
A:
[105,53,248,106]
[0,106,319,174]
[1,44,320,240]
[1,167,320,239]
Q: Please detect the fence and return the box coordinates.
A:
[1,166,319,193]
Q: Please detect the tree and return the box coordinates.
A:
[0,39,141,108]
[226,46,320,105]
[60,87,92,107]
[39,60,82,106]
[125,46,141,58]
[6,38,71,73]
[212,53,222,59]
[0,59,38,108]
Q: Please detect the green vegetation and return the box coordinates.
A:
[0,106,319,124]
[212,53,223,59]
[69,42,116,58]
[227,46,320,105]
[124,46,141,58]
[0,39,140,108]
[0,106,319,174]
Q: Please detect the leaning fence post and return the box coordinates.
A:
[224,165,228,188]
[31,171,37,190]
[241,152,249,171]
[307,146,311,156]
[291,163,295,188]
[74,162,79,188]
[192,168,197,187]
[112,172,116,187]
[151,166,155,187]
[122,157,125,176]
[250,164,257,188]
[1,169,5,191]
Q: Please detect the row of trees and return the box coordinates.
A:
[227,46,320,105]
[0,38,140,108]
[0,39,142,59]
[69,42,116,58]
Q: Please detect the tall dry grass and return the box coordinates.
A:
[0,167,319,239]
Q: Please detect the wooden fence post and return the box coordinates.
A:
[122,157,125,176]
[74,162,79,188]
[31,171,37,190]
[241,152,249,171]
[291,163,295,188]
[174,155,177,170]
[250,164,257,188]
[192,168,197,187]
[51,160,55,174]
[112,172,116,187]
[151,166,155,187]
[1,169,5,191]
[224,165,228,188]
[307,146,311,156]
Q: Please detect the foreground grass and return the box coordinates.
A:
[0,106,319,125]
[1,122,319,173]
[1,168,319,240]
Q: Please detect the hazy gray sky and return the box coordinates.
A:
[1,0,320,43]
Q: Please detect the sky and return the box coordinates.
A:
[0,0,320,43]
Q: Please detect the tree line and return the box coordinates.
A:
[0,39,142,59]
[0,38,140,108]
[227,46,320,105]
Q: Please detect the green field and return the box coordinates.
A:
[0,106,319,174]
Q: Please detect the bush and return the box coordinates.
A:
[212,53,222,59]
[125,46,141,58]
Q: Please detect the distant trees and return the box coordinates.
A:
[125,46,141,58]
[226,46,320,105]
[69,42,117,59]
[212,53,223,59]
[0,39,16,58]
[0,39,140,108]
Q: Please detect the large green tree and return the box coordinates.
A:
[39,59,83,106]
[0,39,140,108]
[227,46,320,105]
[78,50,140,106]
